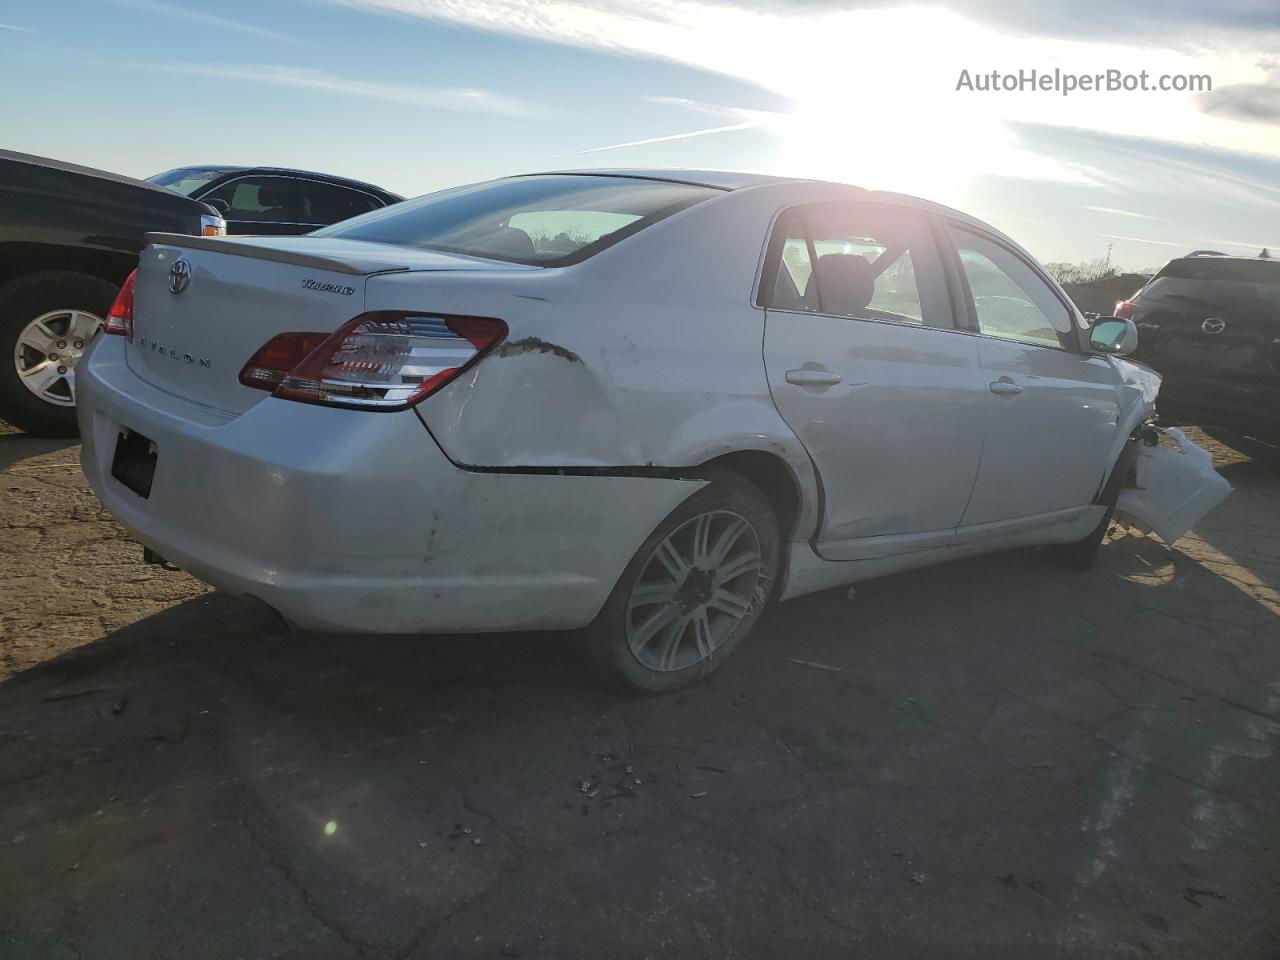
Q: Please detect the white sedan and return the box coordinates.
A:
[76,170,1228,691]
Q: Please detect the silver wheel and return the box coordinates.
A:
[626,509,765,673]
[13,308,102,407]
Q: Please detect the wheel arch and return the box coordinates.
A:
[0,243,135,293]
[697,449,806,545]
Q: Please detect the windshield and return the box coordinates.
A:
[146,167,237,197]
[313,174,722,266]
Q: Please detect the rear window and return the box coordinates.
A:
[312,175,721,266]
[1143,257,1280,313]
[1155,257,1280,285]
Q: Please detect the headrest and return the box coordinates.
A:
[806,254,875,316]
[486,226,536,260]
[257,184,290,208]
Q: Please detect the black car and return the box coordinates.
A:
[0,149,226,437]
[1119,253,1280,437]
[147,165,402,235]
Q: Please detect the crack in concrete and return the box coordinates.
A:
[231,813,379,956]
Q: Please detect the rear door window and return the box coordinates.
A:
[297,181,384,226]
[760,203,953,329]
[202,176,301,224]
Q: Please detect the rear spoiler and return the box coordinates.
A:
[144,233,411,277]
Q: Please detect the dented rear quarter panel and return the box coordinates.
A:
[367,184,878,541]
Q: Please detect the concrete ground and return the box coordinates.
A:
[1,422,1279,959]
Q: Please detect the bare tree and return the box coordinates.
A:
[1043,258,1120,285]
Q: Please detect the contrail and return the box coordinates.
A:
[558,121,758,157]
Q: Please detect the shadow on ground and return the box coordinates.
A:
[0,433,77,472]
[2,435,1279,959]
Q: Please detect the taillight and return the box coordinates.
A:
[238,312,507,411]
[104,269,137,338]
[238,332,331,391]
[1114,299,1153,323]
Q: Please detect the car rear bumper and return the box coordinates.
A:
[77,337,700,633]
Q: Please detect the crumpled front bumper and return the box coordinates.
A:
[1116,427,1231,545]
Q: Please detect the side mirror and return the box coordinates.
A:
[206,198,231,216]
[1088,317,1138,356]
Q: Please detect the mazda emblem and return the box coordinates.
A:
[1201,317,1226,335]
[169,258,192,295]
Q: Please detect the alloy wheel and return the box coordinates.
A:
[625,509,765,672]
[13,309,102,406]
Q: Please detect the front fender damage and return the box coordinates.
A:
[1116,427,1231,545]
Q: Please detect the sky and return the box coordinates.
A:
[3,0,1279,269]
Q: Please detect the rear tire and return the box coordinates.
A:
[0,271,117,437]
[581,471,781,693]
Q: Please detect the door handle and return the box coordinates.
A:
[786,369,843,386]
[988,380,1023,397]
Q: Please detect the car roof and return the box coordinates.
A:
[171,165,401,198]
[1170,253,1278,263]
[530,168,1033,264]
[535,168,981,219]
[541,168,804,191]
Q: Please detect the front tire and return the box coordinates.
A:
[0,271,117,437]
[582,471,781,693]
[1053,443,1134,571]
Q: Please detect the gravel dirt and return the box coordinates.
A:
[2,419,1279,958]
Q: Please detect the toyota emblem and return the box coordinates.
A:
[169,258,192,295]
[1201,317,1226,335]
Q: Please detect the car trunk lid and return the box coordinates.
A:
[127,234,535,415]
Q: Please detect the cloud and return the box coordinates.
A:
[112,0,303,44]
[321,0,1280,204]
[0,22,34,32]
[1010,121,1280,209]
[125,62,545,118]
[1199,83,1280,125]
[326,0,1280,55]
[934,0,1280,42]
[730,0,1280,43]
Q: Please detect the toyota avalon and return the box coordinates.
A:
[76,171,1229,691]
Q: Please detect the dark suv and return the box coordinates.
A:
[1118,254,1280,437]
[147,166,402,235]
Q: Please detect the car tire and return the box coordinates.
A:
[1053,445,1133,571]
[0,271,118,437]
[581,470,781,693]
[1053,502,1116,572]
